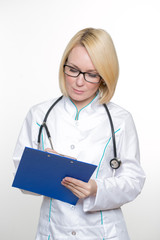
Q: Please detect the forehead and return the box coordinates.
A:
[67,45,96,70]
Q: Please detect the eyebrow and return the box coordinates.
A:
[67,61,97,73]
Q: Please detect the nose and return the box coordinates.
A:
[76,73,85,86]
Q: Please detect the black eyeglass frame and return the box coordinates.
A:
[63,64,102,84]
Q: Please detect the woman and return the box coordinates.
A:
[13,28,145,240]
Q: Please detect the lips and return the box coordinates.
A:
[73,88,84,94]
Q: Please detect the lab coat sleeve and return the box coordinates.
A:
[83,113,146,212]
[13,108,39,195]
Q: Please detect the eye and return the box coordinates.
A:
[87,73,99,78]
[69,67,79,73]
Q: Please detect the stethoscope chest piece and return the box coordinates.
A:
[110,158,121,169]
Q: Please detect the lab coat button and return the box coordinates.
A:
[72,231,76,235]
[70,144,75,149]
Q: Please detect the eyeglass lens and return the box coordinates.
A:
[64,65,101,83]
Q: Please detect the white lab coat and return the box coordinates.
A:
[13,95,145,240]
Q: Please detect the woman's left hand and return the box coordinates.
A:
[61,177,97,199]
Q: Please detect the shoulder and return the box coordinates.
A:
[107,102,132,119]
[106,102,135,130]
[32,97,61,112]
[26,97,62,122]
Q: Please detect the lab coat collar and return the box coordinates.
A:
[62,93,100,120]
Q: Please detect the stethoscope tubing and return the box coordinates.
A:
[103,104,117,158]
[37,96,121,169]
[37,96,63,149]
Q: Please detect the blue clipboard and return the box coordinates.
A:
[12,147,97,205]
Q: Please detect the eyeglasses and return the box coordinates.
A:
[63,64,101,83]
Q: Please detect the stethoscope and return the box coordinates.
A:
[37,96,121,170]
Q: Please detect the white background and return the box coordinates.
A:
[0,0,160,239]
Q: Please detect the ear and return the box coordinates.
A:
[102,80,106,86]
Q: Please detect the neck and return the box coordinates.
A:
[70,94,98,112]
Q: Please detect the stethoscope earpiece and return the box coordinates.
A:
[110,158,121,169]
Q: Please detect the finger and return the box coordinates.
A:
[62,177,88,188]
[62,182,87,198]
[62,177,91,195]
[45,148,58,154]
[62,180,88,193]
[61,180,90,198]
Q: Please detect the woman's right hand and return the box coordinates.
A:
[45,148,76,160]
[45,148,59,155]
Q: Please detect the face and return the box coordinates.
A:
[65,45,101,110]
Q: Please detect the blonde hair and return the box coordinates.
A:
[59,28,119,104]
